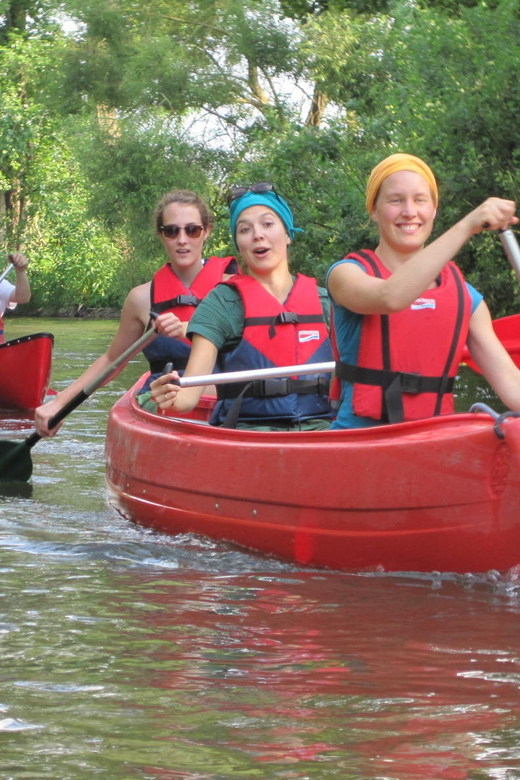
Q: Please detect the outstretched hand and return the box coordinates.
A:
[466,197,518,235]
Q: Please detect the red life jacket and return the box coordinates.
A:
[143,255,237,375]
[334,250,472,423]
[150,255,237,342]
[212,273,333,426]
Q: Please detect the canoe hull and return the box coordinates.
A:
[105,381,520,574]
[0,332,54,411]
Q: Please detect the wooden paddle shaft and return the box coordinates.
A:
[46,327,158,429]
[23,326,159,449]
[81,327,157,398]
[179,361,335,389]
[500,229,520,285]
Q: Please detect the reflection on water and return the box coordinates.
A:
[1,318,520,780]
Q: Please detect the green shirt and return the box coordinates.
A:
[187,278,331,350]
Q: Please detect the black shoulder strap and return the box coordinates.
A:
[351,251,394,420]
[433,264,465,416]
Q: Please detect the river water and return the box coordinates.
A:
[1,317,520,780]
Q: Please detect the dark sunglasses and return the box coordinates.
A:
[159,224,204,239]
[227,182,276,205]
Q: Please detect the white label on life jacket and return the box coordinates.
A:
[299,330,320,342]
[411,298,436,310]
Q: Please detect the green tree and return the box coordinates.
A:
[2,0,520,314]
[0,31,63,245]
[0,3,126,308]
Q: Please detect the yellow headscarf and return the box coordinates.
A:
[365,153,439,214]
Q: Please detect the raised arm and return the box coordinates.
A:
[9,252,31,304]
[329,198,517,315]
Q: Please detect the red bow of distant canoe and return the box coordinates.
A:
[0,332,54,411]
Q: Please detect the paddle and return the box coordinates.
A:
[0,326,158,482]
[461,228,520,372]
[499,227,520,284]
[0,256,14,285]
[177,361,335,388]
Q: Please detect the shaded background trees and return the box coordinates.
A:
[1,0,519,315]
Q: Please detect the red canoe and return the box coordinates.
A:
[0,332,54,411]
[105,377,520,575]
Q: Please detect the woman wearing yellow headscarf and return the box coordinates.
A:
[326,153,520,429]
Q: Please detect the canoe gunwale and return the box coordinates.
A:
[0,331,55,351]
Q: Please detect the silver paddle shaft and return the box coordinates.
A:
[0,262,14,284]
[500,229,520,285]
[179,361,335,388]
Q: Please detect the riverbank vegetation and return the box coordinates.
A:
[1,0,520,315]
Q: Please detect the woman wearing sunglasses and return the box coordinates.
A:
[149,184,334,430]
[326,153,520,430]
[139,190,237,390]
[34,189,237,437]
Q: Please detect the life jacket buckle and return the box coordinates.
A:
[278,312,299,324]
[260,378,289,397]
[176,294,199,306]
[400,371,422,394]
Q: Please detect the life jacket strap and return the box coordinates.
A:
[218,376,330,400]
[152,293,202,314]
[244,312,325,339]
[336,360,455,423]
[219,377,330,428]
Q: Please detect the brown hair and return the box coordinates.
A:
[154,190,214,232]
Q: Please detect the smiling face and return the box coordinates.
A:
[159,202,211,274]
[235,205,291,275]
[371,170,437,258]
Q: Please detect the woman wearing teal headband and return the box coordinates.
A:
[326,154,520,429]
[228,182,304,244]
[150,183,334,429]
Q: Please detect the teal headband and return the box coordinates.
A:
[229,190,303,245]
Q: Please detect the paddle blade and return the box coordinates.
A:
[461,314,520,374]
[0,440,33,482]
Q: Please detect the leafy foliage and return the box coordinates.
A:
[1,0,520,315]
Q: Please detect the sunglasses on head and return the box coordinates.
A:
[227,182,276,205]
[159,224,204,239]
